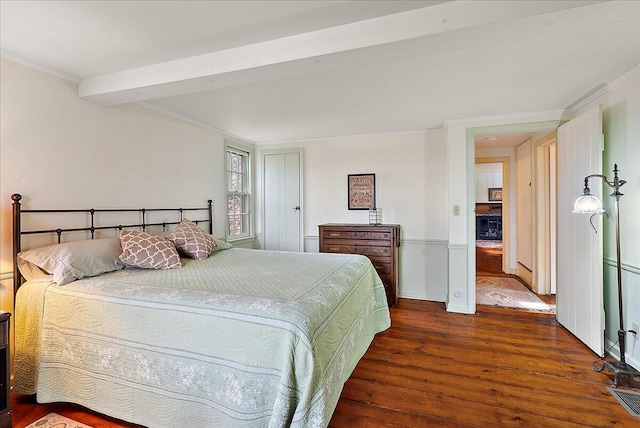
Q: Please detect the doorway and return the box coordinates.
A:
[474,157,510,275]
[474,135,556,313]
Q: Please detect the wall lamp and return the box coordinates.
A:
[573,164,639,387]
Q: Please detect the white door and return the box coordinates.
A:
[516,139,533,273]
[556,106,604,356]
[549,146,557,295]
[263,150,302,251]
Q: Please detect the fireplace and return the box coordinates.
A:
[476,213,502,240]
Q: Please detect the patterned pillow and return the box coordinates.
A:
[119,230,181,269]
[168,219,216,260]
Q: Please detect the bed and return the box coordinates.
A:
[11,194,391,428]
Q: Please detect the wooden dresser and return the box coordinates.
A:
[319,224,400,307]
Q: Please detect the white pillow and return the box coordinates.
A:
[211,237,233,251]
[16,257,54,283]
[18,238,125,285]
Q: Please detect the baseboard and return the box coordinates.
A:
[401,292,447,302]
[446,302,475,314]
[516,262,532,287]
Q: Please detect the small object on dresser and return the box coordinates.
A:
[0,311,11,428]
[368,208,382,225]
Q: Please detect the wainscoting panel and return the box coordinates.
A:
[604,258,640,370]
[304,235,319,253]
[304,236,448,302]
[447,244,471,313]
[400,239,448,301]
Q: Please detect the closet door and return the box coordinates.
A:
[263,150,303,252]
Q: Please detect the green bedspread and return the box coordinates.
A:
[15,248,390,427]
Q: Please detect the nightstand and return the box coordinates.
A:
[0,311,10,428]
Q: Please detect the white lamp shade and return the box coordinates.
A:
[573,194,604,213]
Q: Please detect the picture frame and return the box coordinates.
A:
[488,187,503,201]
[348,173,376,210]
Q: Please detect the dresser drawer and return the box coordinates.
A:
[321,243,392,258]
[378,276,397,305]
[322,229,393,241]
[319,224,400,307]
[321,244,355,254]
[370,262,392,277]
[378,274,393,288]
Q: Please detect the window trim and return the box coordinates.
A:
[224,140,254,242]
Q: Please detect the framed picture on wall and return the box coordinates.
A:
[488,187,503,201]
[348,173,376,209]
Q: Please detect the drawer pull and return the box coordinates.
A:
[329,233,340,237]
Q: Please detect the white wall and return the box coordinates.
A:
[0,58,235,312]
[257,131,449,301]
[578,69,640,368]
[475,163,502,203]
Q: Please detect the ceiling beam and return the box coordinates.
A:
[78,1,606,105]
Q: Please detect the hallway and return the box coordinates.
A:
[476,240,556,313]
[476,240,504,276]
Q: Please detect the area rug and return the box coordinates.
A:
[477,276,555,313]
[476,239,503,249]
[25,413,93,428]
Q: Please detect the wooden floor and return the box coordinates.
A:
[12,300,638,427]
[475,241,504,275]
[476,241,556,306]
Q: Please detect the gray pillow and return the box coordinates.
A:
[18,238,125,285]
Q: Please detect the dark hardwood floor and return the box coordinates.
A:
[475,241,504,275]
[13,300,636,427]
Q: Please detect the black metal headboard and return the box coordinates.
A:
[11,193,213,294]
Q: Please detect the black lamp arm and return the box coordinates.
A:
[583,164,626,198]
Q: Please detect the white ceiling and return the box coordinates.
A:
[474,131,552,151]
[1,1,639,145]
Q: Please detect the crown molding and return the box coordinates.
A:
[137,102,256,146]
[1,50,81,83]
[568,64,640,113]
[444,109,567,129]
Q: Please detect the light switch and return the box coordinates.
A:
[453,205,460,216]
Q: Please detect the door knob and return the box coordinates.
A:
[293,206,300,211]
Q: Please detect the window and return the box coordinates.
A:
[226,144,251,239]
